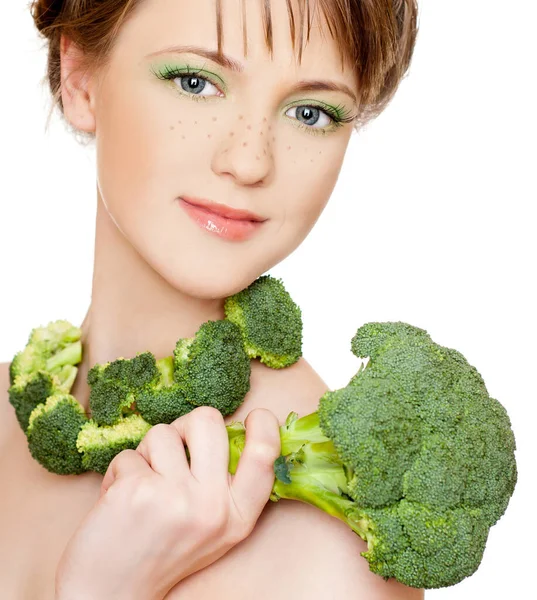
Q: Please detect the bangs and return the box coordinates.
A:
[214,0,354,71]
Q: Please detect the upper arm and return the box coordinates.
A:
[254,501,424,600]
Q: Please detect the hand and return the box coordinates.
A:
[54,406,281,600]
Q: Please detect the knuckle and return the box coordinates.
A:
[145,423,172,440]
[193,405,225,424]
[249,440,280,469]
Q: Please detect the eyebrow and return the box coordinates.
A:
[146,45,358,106]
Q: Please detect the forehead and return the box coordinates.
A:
[123,0,352,77]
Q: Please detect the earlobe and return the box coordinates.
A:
[60,33,96,134]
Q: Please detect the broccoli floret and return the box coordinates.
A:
[173,319,250,416]
[135,356,193,425]
[9,371,58,432]
[224,274,302,368]
[26,394,89,475]
[88,322,251,426]
[76,413,152,475]
[87,351,158,426]
[10,320,82,380]
[8,320,82,433]
[225,321,517,590]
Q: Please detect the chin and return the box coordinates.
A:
[150,254,266,301]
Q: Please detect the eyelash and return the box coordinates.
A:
[151,64,356,136]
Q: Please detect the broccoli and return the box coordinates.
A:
[135,356,193,425]
[87,351,159,426]
[224,274,302,368]
[27,394,89,475]
[224,321,517,589]
[88,320,251,426]
[173,319,250,415]
[76,413,152,475]
[8,320,82,431]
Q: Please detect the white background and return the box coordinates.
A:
[1,1,535,597]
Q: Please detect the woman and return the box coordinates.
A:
[0,0,422,598]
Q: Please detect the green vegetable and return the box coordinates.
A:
[88,320,251,426]
[27,394,89,475]
[134,355,192,425]
[77,413,152,474]
[173,319,250,415]
[87,351,157,426]
[8,320,82,430]
[224,274,302,368]
[225,321,517,589]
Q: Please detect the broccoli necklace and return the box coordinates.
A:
[8,275,303,475]
[7,276,518,590]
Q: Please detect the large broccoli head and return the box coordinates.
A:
[317,321,517,588]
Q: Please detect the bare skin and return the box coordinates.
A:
[0,358,423,600]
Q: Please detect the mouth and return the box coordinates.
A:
[178,196,268,241]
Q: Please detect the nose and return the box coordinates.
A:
[211,116,274,187]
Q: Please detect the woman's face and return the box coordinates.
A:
[83,0,358,298]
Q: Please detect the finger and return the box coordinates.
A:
[230,408,281,526]
[100,449,153,497]
[136,423,191,479]
[169,406,230,487]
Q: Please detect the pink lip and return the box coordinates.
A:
[179,197,267,241]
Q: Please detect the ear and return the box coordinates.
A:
[60,33,97,133]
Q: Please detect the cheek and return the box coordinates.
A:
[94,77,180,232]
[286,152,343,232]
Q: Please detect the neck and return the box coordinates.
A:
[71,190,225,412]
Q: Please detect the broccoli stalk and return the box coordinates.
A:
[222,322,517,590]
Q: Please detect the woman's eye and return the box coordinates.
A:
[174,74,222,98]
[285,105,332,129]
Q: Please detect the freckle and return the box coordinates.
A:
[247,125,251,130]
[238,115,243,120]
[256,155,260,160]
[170,126,174,130]
[212,116,217,121]
[287,146,291,150]
[178,120,182,124]
[260,131,263,135]
[229,132,234,136]
[263,149,266,155]
[319,151,322,154]
[243,142,248,147]
[263,117,267,122]
[194,121,197,124]
[182,135,185,139]
[272,136,276,142]
[208,134,211,138]
[311,159,314,162]
[268,125,272,130]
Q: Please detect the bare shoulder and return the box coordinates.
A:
[233,356,331,422]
